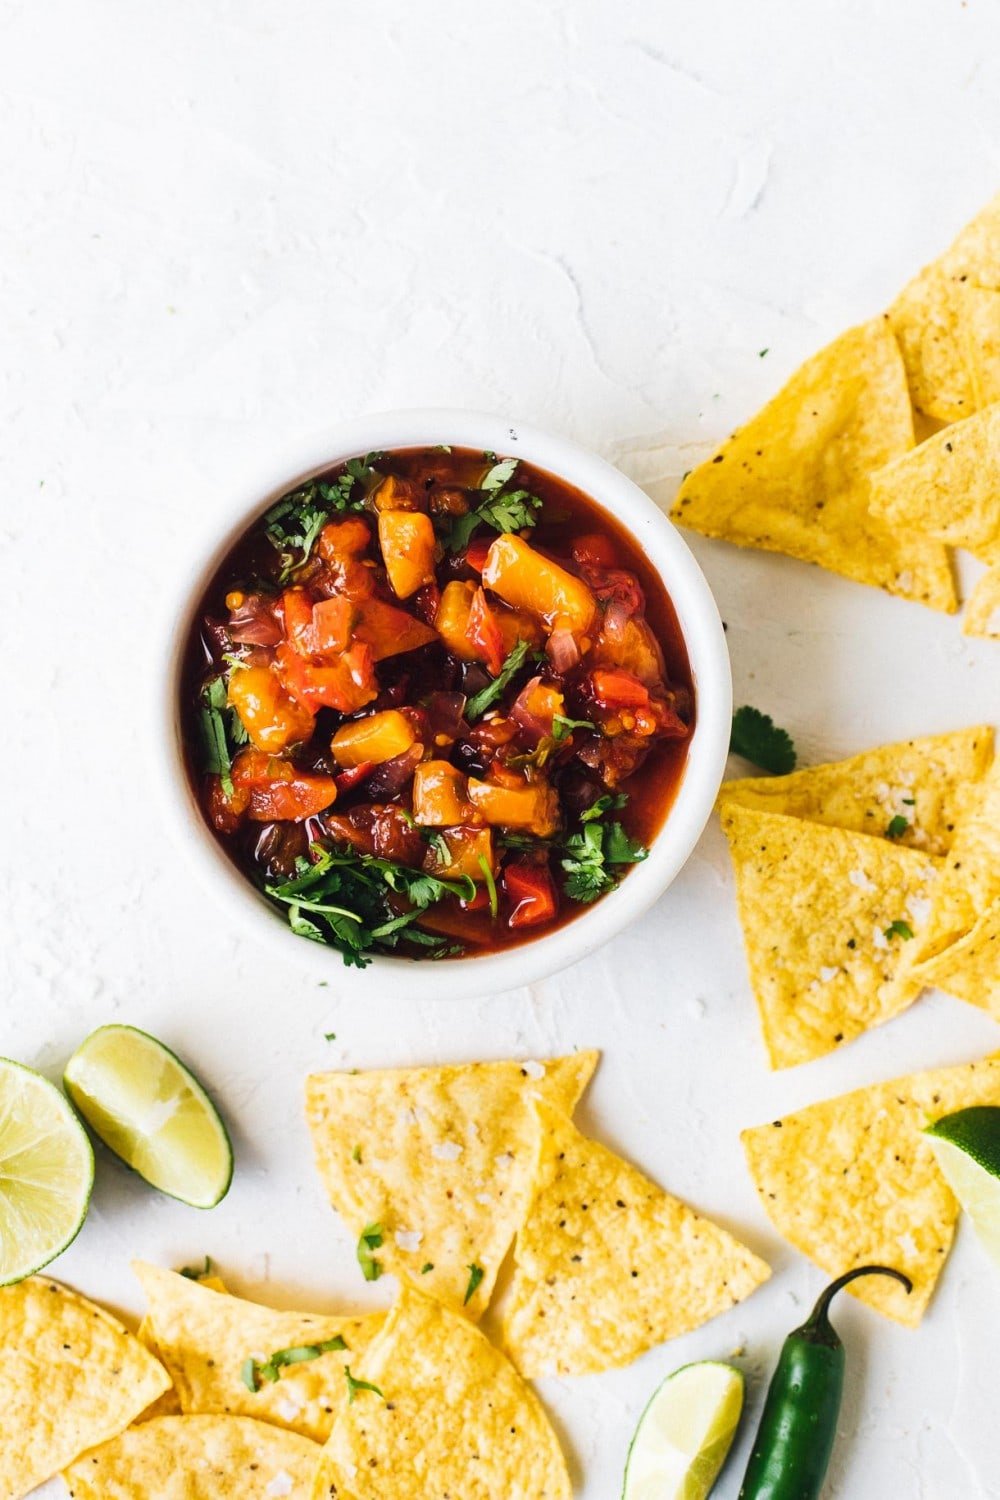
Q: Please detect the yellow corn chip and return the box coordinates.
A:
[63,1414,319,1497]
[742,1053,1000,1325]
[964,564,1000,637]
[913,760,1000,962]
[720,726,993,857]
[0,1276,170,1498]
[304,1051,598,1317]
[720,804,942,1068]
[917,896,1000,1018]
[312,1283,571,1500]
[671,318,956,610]
[871,402,1000,560]
[889,194,1000,421]
[502,1100,769,1377]
[136,1270,226,1422]
[133,1262,383,1444]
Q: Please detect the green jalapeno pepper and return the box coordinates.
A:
[738,1264,912,1500]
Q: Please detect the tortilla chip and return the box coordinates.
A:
[312,1284,571,1500]
[0,1276,170,1497]
[502,1101,769,1377]
[304,1051,598,1317]
[136,1271,226,1422]
[63,1414,319,1497]
[720,726,993,857]
[889,194,1000,421]
[671,318,956,610]
[720,804,942,1068]
[870,403,1000,561]
[964,564,1000,637]
[133,1263,383,1444]
[742,1053,1000,1325]
[917,896,1000,1018]
[913,760,1000,962]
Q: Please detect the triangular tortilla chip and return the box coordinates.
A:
[964,563,1000,638]
[136,1269,226,1423]
[917,895,1000,1018]
[742,1053,1000,1325]
[913,760,1000,963]
[720,803,942,1068]
[63,1414,319,1497]
[502,1101,769,1377]
[133,1262,384,1444]
[0,1276,170,1497]
[889,194,1000,421]
[720,726,992,857]
[304,1051,598,1317]
[312,1284,571,1500]
[671,318,956,610]
[870,402,1000,560]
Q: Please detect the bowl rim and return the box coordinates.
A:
[155,409,732,1000]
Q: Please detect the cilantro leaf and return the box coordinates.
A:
[345,1366,385,1405]
[730,706,797,775]
[884,919,914,941]
[551,714,596,743]
[481,457,519,491]
[198,678,236,798]
[242,1335,348,1392]
[478,855,498,919]
[886,815,909,839]
[579,792,627,823]
[179,1255,213,1280]
[357,1222,384,1282]
[421,1262,434,1274]
[465,639,532,722]
[560,818,647,904]
[464,1263,485,1305]
[446,474,543,553]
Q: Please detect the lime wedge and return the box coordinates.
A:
[926,1106,1000,1269]
[623,1360,744,1500]
[64,1025,232,1209]
[0,1057,94,1284]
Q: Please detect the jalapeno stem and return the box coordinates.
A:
[799,1263,913,1345]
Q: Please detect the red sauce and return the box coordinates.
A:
[180,446,694,964]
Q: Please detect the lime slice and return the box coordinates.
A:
[64,1025,232,1209]
[0,1057,94,1284]
[926,1106,1000,1269]
[623,1360,744,1500]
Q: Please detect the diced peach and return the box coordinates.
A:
[435,580,542,666]
[412,761,473,826]
[353,597,437,661]
[481,534,597,635]
[331,710,417,768]
[466,776,560,837]
[379,510,437,599]
[428,826,495,882]
[373,474,425,512]
[592,616,665,688]
[228,666,316,753]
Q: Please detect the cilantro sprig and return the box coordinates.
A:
[465,639,532,722]
[444,457,543,553]
[730,706,797,775]
[264,454,384,582]
[560,806,647,904]
[345,1366,385,1404]
[265,845,473,967]
[241,1335,347,1392]
[552,714,596,743]
[198,676,247,798]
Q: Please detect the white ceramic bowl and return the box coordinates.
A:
[159,411,731,999]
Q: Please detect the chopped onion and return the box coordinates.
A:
[229,594,283,646]
[546,628,580,674]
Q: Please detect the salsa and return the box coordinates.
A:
[181,446,694,965]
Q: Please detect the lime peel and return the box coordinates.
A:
[623,1359,744,1500]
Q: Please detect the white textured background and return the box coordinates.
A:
[3,1,1000,1494]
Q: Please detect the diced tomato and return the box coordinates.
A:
[317,517,371,561]
[311,596,355,655]
[231,749,337,822]
[464,537,492,573]
[275,642,378,713]
[228,665,316,752]
[579,564,644,615]
[503,862,558,928]
[205,774,250,834]
[571,532,620,570]
[281,587,317,654]
[353,597,437,661]
[588,668,651,711]
[461,884,491,912]
[467,587,505,676]
[413,582,442,626]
